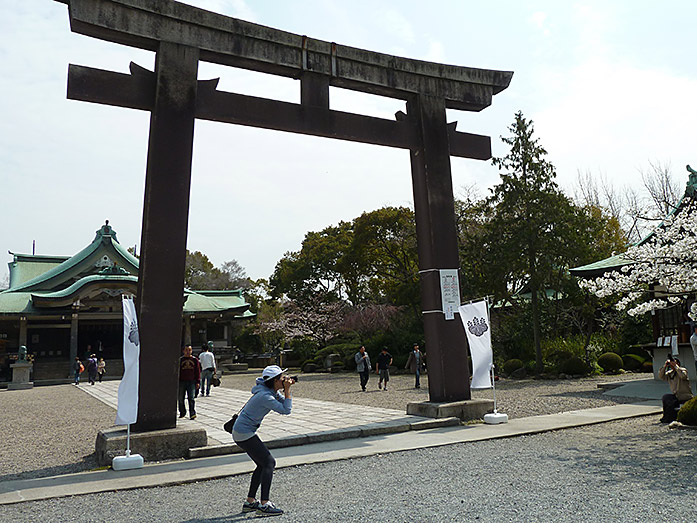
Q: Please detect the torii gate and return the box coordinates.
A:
[57,0,512,431]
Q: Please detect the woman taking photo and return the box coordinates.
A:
[232,365,294,516]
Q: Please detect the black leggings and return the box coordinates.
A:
[236,435,276,501]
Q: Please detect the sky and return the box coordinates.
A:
[2,0,697,284]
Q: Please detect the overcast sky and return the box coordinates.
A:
[2,0,697,283]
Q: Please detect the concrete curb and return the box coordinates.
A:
[188,417,461,458]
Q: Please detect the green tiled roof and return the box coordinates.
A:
[183,290,253,316]
[8,222,138,293]
[569,253,632,277]
[571,166,697,278]
[0,222,253,318]
[8,254,70,288]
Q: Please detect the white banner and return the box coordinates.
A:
[116,296,140,426]
[459,300,492,389]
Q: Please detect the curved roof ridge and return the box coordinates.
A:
[7,222,139,293]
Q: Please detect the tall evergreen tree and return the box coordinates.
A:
[488,111,576,374]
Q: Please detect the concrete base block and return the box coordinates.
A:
[9,362,33,390]
[407,399,494,421]
[96,426,208,466]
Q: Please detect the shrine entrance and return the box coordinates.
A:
[58,0,512,431]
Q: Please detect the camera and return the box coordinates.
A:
[285,375,299,383]
[667,354,675,362]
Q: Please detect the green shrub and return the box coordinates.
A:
[641,361,653,373]
[597,352,623,373]
[677,396,697,426]
[548,350,573,365]
[503,359,524,375]
[622,353,645,372]
[559,356,589,376]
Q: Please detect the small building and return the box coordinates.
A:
[0,222,253,381]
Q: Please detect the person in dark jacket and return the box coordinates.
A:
[354,346,371,392]
[178,345,201,420]
[87,354,98,385]
[376,347,393,391]
[405,343,424,389]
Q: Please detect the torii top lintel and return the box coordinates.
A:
[57,0,512,112]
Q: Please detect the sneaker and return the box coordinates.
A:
[179,413,186,418]
[242,500,260,513]
[384,386,387,391]
[378,382,382,389]
[257,501,283,516]
[190,414,197,420]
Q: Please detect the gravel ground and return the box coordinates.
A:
[0,372,650,483]
[222,370,651,419]
[0,384,115,481]
[2,415,696,522]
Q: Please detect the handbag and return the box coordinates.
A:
[223,397,250,433]
[223,413,237,433]
[211,375,221,387]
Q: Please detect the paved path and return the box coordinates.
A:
[76,380,444,447]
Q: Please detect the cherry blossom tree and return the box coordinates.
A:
[580,196,697,319]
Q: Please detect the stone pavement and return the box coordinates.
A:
[75,380,456,451]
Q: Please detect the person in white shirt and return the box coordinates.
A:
[199,341,217,396]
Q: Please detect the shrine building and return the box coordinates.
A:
[0,222,253,381]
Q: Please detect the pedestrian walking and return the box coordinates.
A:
[199,341,217,397]
[178,345,201,420]
[97,357,106,382]
[376,347,393,391]
[405,343,424,389]
[87,353,98,385]
[354,346,371,392]
[233,365,294,517]
[72,356,83,385]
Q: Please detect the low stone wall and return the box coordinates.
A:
[95,426,208,466]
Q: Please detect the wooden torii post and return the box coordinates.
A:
[57,0,512,431]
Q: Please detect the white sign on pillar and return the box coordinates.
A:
[439,269,461,320]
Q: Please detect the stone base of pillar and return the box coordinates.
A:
[8,362,34,390]
[96,425,208,466]
[407,398,493,421]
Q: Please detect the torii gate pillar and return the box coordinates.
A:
[409,96,470,401]
[135,42,199,430]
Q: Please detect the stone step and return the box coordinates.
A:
[187,416,461,459]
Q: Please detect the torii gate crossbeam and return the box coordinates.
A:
[57,0,512,431]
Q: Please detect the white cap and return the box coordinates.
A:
[261,365,287,381]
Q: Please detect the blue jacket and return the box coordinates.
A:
[232,377,292,442]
